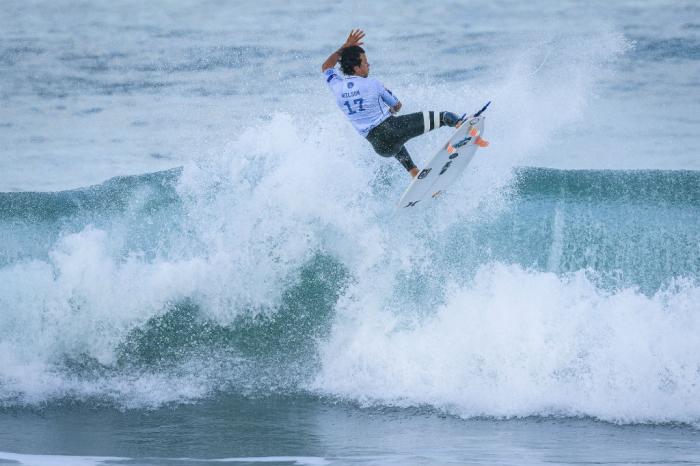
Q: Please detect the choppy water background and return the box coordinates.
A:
[1,0,700,465]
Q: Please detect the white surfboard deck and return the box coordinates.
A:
[397,113,486,209]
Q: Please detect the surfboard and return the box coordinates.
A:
[397,102,490,209]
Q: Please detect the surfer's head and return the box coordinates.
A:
[340,46,369,77]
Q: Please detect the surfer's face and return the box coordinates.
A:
[354,53,370,77]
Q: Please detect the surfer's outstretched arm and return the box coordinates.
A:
[321,29,365,71]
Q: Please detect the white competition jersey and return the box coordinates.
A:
[323,67,399,137]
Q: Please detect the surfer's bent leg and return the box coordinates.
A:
[366,111,455,172]
[394,146,416,171]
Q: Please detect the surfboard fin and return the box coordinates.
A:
[469,126,489,147]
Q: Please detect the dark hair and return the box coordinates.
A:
[340,46,365,75]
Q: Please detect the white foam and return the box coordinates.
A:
[311,263,700,424]
[209,457,329,465]
[0,451,124,466]
[0,452,329,466]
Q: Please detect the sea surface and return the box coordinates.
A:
[1,1,700,465]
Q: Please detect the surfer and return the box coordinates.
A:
[322,29,488,177]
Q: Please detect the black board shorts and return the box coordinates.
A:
[366,111,442,171]
[366,112,426,156]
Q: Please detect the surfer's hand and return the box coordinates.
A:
[342,29,365,49]
[390,101,402,114]
[324,31,363,71]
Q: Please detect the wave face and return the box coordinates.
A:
[1,162,698,424]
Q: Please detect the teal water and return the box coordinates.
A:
[2,168,697,292]
[2,396,700,466]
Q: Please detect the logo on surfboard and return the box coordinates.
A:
[417,168,432,179]
[439,160,453,175]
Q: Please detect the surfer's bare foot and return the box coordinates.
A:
[409,167,419,178]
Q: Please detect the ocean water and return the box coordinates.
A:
[1,0,700,465]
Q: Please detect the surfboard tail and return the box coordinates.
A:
[473,101,491,117]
